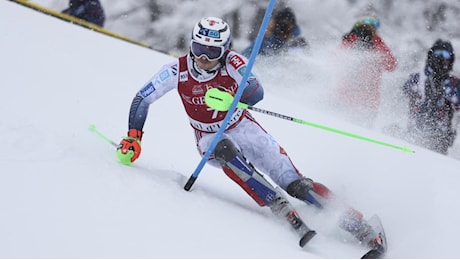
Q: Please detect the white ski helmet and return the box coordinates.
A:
[190,17,231,61]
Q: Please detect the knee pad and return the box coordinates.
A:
[214,138,239,165]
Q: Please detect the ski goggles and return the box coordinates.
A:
[433,49,452,60]
[355,17,380,29]
[190,40,225,61]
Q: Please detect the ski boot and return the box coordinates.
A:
[340,210,386,257]
[269,192,316,247]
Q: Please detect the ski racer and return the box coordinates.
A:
[116,16,383,252]
[402,39,460,154]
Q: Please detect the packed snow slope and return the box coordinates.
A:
[2,1,460,258]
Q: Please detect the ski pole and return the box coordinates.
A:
[184,0,278,191]
[88,124,118,148]
[205,88,415,153]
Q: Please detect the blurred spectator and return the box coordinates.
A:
[402,39,460,154]
[62,0,105,27]
[242,7,309,57]
[335,16,397,127]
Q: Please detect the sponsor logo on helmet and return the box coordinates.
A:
[207,19,219,26]
[199,28,220,39]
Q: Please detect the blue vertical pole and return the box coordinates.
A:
[184,0,277,191]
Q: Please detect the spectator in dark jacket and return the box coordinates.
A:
[402,39,460,154]
[62,0,105,27]
[242,7,309,57]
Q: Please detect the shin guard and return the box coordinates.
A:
[215,139,279,206]
[215,139,316,246]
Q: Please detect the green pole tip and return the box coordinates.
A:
[401,146,415,153]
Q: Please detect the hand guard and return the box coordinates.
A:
[117,129,143,165]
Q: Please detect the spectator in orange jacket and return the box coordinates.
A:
[336,17,397,127]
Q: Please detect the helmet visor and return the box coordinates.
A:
[191,40,225,61]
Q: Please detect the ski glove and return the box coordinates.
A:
[117,129,143,165]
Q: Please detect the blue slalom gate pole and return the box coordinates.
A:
[184,0,277,191]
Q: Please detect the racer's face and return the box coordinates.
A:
[194,55,220,70]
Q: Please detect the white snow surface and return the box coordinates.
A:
[2,1,460,258]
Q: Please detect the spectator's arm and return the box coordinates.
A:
[374,36,397,71]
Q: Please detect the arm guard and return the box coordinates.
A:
[128,93,150,131]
